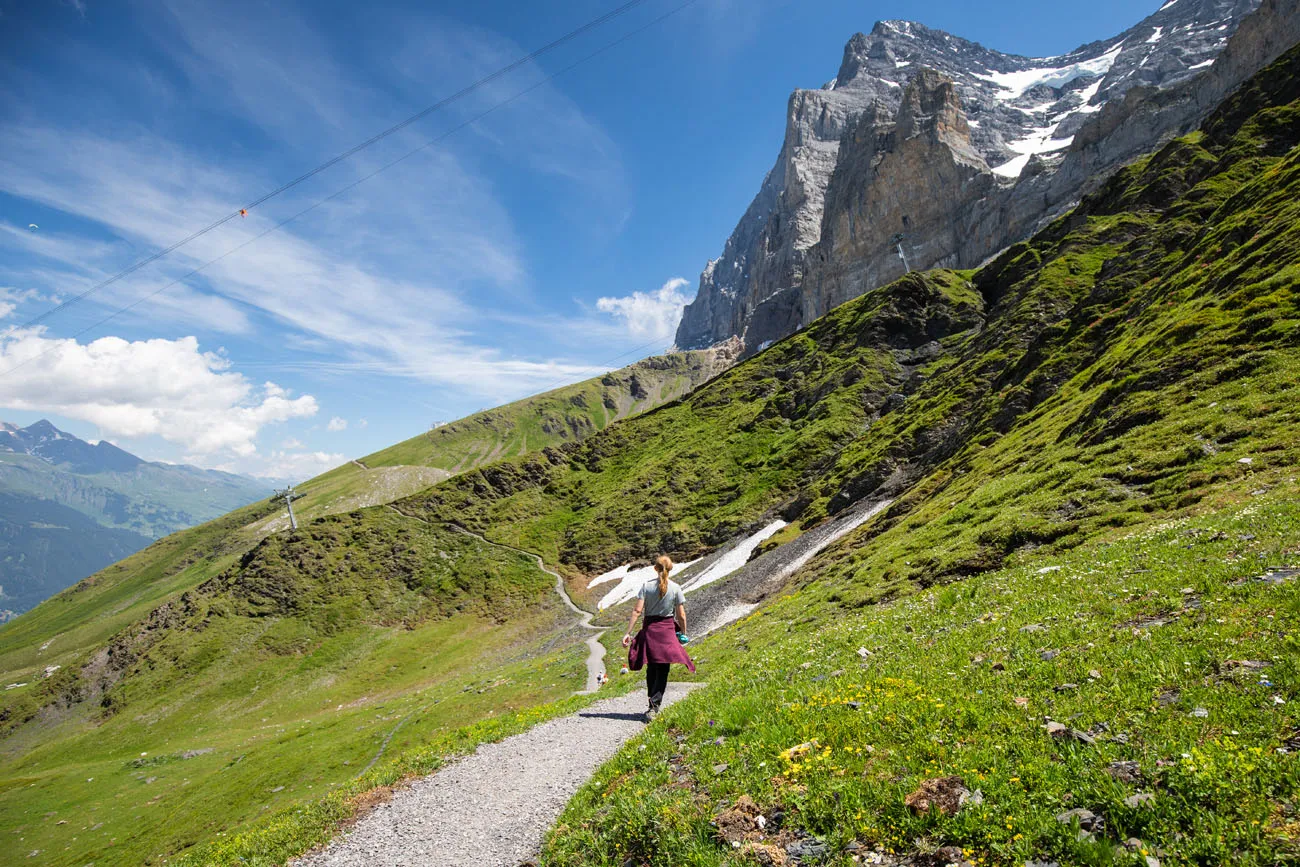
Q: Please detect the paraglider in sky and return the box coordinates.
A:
[239,209,247,218]
[27,223,38,230]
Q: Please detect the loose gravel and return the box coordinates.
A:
[295,683,699,867]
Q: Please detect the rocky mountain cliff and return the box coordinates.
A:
[675,0,1297,354]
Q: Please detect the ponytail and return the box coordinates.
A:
[654,555,673,597]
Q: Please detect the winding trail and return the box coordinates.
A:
[385,505,607,694]
[447,525,608,694]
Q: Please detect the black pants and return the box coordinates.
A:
[646,662,670,709]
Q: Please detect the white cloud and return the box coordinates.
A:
[326,416,348,432]
[280,437,304,449]
[0,329,317,457]
[256,449,345,480]
[596,278,691,341]
[0,0,633,404]
[358,418,368,429]
[0,123,605,400]
[0,1,651,428]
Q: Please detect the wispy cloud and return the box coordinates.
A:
[0,0,631,404]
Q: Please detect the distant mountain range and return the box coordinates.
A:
[0,419,273,619]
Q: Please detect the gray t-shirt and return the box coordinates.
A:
[638,579,685,619]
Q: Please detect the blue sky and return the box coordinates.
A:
[0,0,1155,478]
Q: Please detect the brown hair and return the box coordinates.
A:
[653,555,673,597]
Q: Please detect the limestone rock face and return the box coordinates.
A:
[670,75,896,352]
[803,71,995,324]
[674,0,1280,355]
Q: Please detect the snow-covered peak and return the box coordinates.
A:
[832,0,1261,179]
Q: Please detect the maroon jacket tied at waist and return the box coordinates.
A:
[628,616,695,673]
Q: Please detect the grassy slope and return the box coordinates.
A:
[401,43,1300,601]
[1,511,586,866]
[365,350,727,472]
[536,45,1300,865]
[0,500,279,683]
[237,349,727,536]
[547,494,1300,866]
[402,269,983,573]
[0,350,726,721]
[2,42,1296,867]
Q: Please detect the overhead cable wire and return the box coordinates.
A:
[2,0,657,339]
[0,0,702,380]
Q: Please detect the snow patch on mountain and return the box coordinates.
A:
[681,520,788,594]
[975,43,1124,101]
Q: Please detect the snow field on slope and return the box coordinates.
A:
[591,558,700,610]
[588,520,789,610]
[975,42,1124,102]
[679,520,788,594]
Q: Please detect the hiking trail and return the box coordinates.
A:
[293,683,699,867]
[387,506,607,694]
[448,524,608,694]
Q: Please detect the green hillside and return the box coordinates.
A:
[548,495,1300,866]
[0,349,729,865]
[2,38,1298,867]
[369,349,731,471]
[0,510,587,866]
[242,348,731,534]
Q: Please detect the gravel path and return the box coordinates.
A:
[448,525,608,694]
[294,683,699,867]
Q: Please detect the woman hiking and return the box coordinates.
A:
[622,555,695,721]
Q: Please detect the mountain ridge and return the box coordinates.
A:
[0,418,274,618]
[673,0,1295,355]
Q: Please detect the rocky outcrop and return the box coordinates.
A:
[675,0,1281,355]
[803,71,995,322]
[670,77,897,351]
